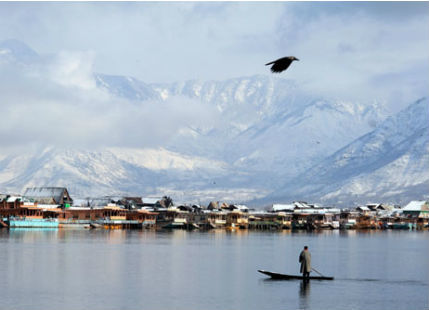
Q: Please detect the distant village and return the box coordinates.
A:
[1,187,428,230]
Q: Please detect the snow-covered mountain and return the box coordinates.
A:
[262,98,429,206]
[0,39,427,205]
[96,73,389,180]
[0,146,232,199]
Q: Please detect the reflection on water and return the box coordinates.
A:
[0,229,427,310]
[299,281,311,309]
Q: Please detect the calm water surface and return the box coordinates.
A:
[0,229,427,310]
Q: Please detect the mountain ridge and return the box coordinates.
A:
[0,39,427,206]
[260,97,429,206]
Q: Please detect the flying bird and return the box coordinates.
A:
[265,56,299,73]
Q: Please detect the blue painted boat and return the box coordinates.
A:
[392,223,410,230]
[6,217,59,228]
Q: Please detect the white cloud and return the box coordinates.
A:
[48,51,97,90]
[274,3,429,108]
[0,50,218,149]
[0,2,427,114]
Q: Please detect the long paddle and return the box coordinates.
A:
[311,267,326,277]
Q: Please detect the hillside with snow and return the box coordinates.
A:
[0,39,427,205]
[263,98,429,206]
[96,74,390,180]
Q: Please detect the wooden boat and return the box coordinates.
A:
[5,217,59,228]
[258,270,334,280]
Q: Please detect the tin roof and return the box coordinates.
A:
[23,187,71,204]
[403,201,427,212]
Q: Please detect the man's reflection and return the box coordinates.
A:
[299,280,310,309]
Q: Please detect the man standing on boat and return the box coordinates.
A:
[299,246,311,282]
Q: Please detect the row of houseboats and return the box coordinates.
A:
[1,203,428,231]
[1,187,428,231]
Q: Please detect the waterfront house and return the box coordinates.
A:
[402,201,429,218]
[53,206,140,229]
[276,212,293,228]
[0,195,23,209]
[356,206,373,215]
[402,200,429,229]
[226,210,249,229]
[355,214,378,229]
[248,211,291,230]
[23,187,73,208]
[55,206,127,221]
[126,210,158,227]
[339,210,359,229]
[208,211,227,228]
[160,208,203,229]
[291,212,314,230]
[311,213,341,229]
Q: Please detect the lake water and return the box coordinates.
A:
[0,229,427,310]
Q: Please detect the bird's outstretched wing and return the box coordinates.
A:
[270,61,292,73]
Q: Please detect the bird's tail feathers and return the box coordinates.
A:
[265,61,275,66]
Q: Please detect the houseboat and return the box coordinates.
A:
[5,217,59,228]
[226,211,248,229]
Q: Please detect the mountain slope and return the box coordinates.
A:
[0,39,426,205]
[96,73,389,178]
[264,97,429,205]
[0,147,232,199]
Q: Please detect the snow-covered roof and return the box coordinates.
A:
[357,206,371,211]
[232,204,249,211]
[403,201,427,212]
[142,197,161,204]
[272,204,295,211]
[6,196,21,203]
[294,202,310,209]
[366,203,381,207]
[294,208,341,214]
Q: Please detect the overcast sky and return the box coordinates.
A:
[0,1,428,149]
[1,2,427,84]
